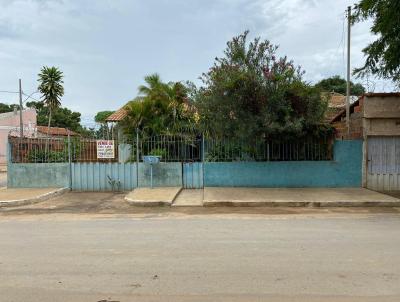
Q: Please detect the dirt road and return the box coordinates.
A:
[1,203,400,301]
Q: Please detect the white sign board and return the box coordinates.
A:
[96,140,115,159]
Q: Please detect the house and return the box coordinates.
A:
[36,126,79,137]
[105,107,128,123]
[324,92,359,122]
[0,108,37,165]
[330,92,400,191]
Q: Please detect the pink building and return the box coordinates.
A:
[0,108,37,164]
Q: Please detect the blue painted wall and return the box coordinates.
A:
[183,162,203,189]
[204,140,362,187]
[8,140,362,189]
[138,162,182,187]
[8,163,69,188]
[71,163,136,191]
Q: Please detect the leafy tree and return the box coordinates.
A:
[94,111,114,123]
[352,0,400,84]
[122,74,197,137]
[37,66,64,135]
[26,101,83,133]
[195,31,330,141]
[315,76,366,95]
[0,103,19,114]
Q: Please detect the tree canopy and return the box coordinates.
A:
[0,103,19,114]
[26,101,84,133]
[94,111,115,123]
[315,76,366,96]
[194,31,330,140]
[37,66,64,135]
[121,74,197,137]
[352,0,400,84]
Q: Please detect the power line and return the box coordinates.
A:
[0,90,19,94]
[22,92,40,103]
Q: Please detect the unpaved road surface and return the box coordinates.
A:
[0,208,400,301]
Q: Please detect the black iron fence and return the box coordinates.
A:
[9,134,333,163]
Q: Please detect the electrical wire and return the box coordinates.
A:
[22,91,40,103]
[0,90,19,94]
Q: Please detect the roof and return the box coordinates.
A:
[329,92,400,123]
[363,92,400,97]
[326,92,358,108]
[330,97,361,123]
[106,108,127,122]
[36,126,79,136]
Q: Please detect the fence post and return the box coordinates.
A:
[68,133,72,190]
[136,128,139,188]
[201,134,205,189]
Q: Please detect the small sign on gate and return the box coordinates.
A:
[96,140,115,159]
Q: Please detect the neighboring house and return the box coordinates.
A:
[105,107,127,139]
[0,108,37,164]
[1,106,79,165]
[106,107,128,123]
[324,92,358,122]
[36,126,79,137]
[330,92,400,191]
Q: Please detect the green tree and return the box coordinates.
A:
[352,0,400,84]
[94,111,115,123]
[195,31,329,141]
[122,74,197,137]
[26,101,84,133]
[37,66,64,135]
[315,76,366,95]
[0,103,19,114]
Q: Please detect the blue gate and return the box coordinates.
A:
[183,162,203,189]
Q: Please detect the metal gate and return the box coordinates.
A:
[367,136,400,191]
[183,162,203,189]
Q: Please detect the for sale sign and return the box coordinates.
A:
[96,140,115,159]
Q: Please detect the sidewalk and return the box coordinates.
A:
[125,187,182,206]
[124,187,400,207]
[0,188,68,207]
[202,187,400,207]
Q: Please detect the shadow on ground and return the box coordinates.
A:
[0,191,399,217]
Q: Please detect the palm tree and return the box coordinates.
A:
[37,66,64,136]
[124,74,197,137]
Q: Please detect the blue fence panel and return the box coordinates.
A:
[183,162,204,189]
[71,163,136,191]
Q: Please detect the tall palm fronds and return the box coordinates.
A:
[37,66,64,136]
[123,74,198,137]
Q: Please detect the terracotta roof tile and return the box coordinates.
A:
[106,108,127,122]
[36,126,79,136]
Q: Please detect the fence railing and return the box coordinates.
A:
[8,134,333,163]
[205,138,333,162]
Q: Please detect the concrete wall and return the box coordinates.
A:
[8,163,69,188]
[204,140,362,188]
[363,95,400,136]
[138,162,182,187]
[9,162,183,190]
[8,141,363,189]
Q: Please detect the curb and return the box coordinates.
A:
[203,199,400,207]
[125,187,183,207]
[0,187,69,208]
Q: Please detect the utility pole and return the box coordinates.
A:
[346,6,351,136]
[18,79,23,138]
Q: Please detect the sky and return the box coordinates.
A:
[0,0,395,127]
